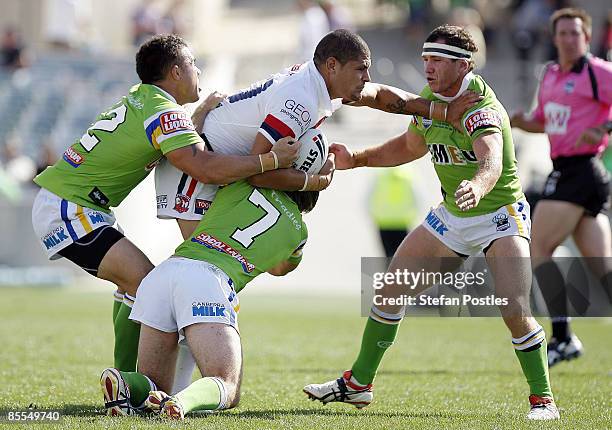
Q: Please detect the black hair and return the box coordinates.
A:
[286,191,319,214]
[313,29,370,66]
[425,25,477,70]
[136,34,188,84]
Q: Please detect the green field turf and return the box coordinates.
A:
[1,287,610,429]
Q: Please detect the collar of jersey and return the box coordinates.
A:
[431,71,474,103]
[307,61,341,116]
[152,84,177,104]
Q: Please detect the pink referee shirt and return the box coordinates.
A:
[532,55,612,159]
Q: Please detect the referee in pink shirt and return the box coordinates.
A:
[512,8,612,367]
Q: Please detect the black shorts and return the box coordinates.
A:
[541,155,610,217]
[57,226,124,276]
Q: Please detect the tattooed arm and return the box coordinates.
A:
[345,82,481,126]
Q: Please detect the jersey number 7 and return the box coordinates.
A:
[231,189,280,248]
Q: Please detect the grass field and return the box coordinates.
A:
[1,287,610,429]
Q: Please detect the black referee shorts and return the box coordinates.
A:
[541,155,610,217]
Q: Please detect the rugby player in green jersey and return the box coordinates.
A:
[31,34,299,373]
[98,144,324,418]
[304,25,559,420]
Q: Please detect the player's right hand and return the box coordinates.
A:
[273,136,300,168]
[329,142,355,170]
[447,90,482,131]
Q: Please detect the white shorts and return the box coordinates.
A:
[421,199,531,256]
[154,158,218,220]
[130,257,240,334]
[32,188,117,259]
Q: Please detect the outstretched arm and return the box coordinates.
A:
[348,82,481,127]
[331,128,429,170]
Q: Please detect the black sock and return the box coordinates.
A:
[551,317,571,342]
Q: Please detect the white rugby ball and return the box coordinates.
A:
[292,128,329,175]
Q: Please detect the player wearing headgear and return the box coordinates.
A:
[304,25,559,420]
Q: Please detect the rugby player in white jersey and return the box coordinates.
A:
[154,29,480,394]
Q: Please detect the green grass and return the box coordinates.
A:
[1,287,610,429]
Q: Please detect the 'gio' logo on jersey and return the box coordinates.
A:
[429,144,477,166]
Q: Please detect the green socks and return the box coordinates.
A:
[351,317,400,385]
[175,377,226,412]
[120,371,153,407]
[513,325,553,398]
[113,296,140,372]
[112,290,123,323]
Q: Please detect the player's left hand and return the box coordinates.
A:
[447,91,482,131]
[455,180,482,211]
[191,91,227,131]
[575,126,606,148]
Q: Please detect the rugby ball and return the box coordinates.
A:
[292,128,329,175]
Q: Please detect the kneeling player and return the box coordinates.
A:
[99,137,328,418]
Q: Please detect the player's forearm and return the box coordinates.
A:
[354,83,442,119]
[247,168,305,191]
[168,145,277,185]
[512,115,545,133]
[470,154,502,198]
[353,134,423,168]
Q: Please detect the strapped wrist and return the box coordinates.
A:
[259,152,278,172]
[352,149,368,168]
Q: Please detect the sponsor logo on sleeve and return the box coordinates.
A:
[62,147,85,167]
[159,111,195,134]
[463,108,502,135]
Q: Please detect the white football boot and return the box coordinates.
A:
[100,368,134,416]
[548,335,584,367]
[303,370,373,409]
[526,395,560,420]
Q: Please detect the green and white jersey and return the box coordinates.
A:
[408,73,524,217]
[34,84,201,212]
[175,181,308,292]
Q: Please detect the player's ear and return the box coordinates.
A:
[325,57,338,74]
[170,63,181,81]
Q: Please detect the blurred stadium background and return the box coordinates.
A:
[2,0,609,295]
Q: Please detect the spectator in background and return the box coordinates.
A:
[158,0,188,38]
[596,10,612,61]
[369,166,418,258]
[319,0,354,31]
[131,0,162,47]
[296,0,330,63]
[44,0,93,50]
[1,28,27,71]
[511,8,612,368]
[449,7,486,69]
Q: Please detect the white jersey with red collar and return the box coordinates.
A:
[154,61,342,220]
